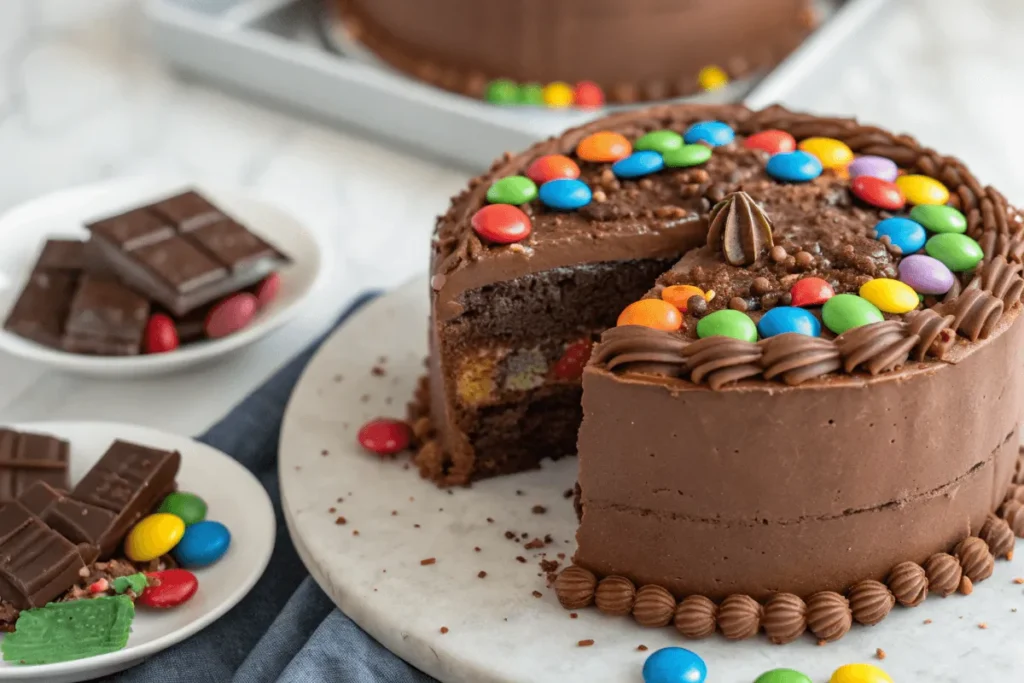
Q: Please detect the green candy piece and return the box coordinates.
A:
[635,130,684,154]
[754,669,813,683]
[822,293,884,335]
[2,596,134,665]
[112,573,149,595]
[158,492,208,526]
[486,175,538,205]
[925,232,983,271]
[696,309,758,342]
[910,204,967,234]
[485,79,519,105]
[518,83,545,106]
[662,144,713,168]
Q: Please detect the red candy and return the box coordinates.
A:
[204,293,258,339]
[144,314,179,354]
[358,418,412,456]
[744,129,797,155]
[526,155,581,185]
[851,176,906,211]
[255,273,281,309]
[89,578,109,594]
[790,277,835,307]
[471,204,532,244]
[139,569,198,609]
[551,340,593,381]
[573,81,605,109]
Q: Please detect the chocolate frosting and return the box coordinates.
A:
[846,580,894,626]
[886,561,928,608]
[923,552,962,597]
[707,191,774,266]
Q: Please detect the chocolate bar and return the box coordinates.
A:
[0,429,70,503]
[86,190,288,316]
[0,502,85,610]
[2,240,87,349]
[61,274,149,356]
[15,481,63,517]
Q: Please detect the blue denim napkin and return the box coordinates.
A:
[106,292,436,683]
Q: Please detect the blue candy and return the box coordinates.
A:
[172,520,231,568]
[873,216,926,254]
[683,121,734,147]
[612,151,665,179]
[757,306,822,338]
[765,151,823,183]
[643,647,707,683]
[538,178,592,210]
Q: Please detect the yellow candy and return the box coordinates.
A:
[859,278,919,314]
[798,137,854,170]
[542,82,574,108]
[698,65,729,91]
[456,352,498,407]
[830,663,894,683]
[896,174,949,205]
[124,513,185,562]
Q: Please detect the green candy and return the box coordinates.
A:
[925,232,983,271]
[518,83,545,106]
[635,130,684,154]
[2,596,134,665]
[754,669,813,683]
[910,204,967,234]
[696,309,758,342]
[822,293,883,335]
[112,573,149,595]
[484,79,519,105]
[158,491,208,526]
[486,175,538,205]
[662,144,712,168]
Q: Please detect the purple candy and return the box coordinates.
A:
[899,254,955,295]
[849,155,899,182]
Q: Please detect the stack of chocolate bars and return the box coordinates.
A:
[2,190,290,355]
[0,428,180,622]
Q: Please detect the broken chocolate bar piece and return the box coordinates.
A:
[15,481,63,517]
[2,240,90,349]
[13,482,100,564]
[0,429,70,504]
[61,274,149,356]
[0,502,86,610]
[149,189,223,232]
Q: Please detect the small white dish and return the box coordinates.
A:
[0,420,276,683]
[0,177,328,377]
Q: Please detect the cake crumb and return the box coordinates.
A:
[875,648,886,660]
[516,490,524,496]
[544,534,554,544]
[525,538,545,550]
[504,531,516,540]
[409,496,415,502]
[637,645,648,652]
[540,559,560,573]
[577,639,594,647]
[439,626,448,634]
[414,524,421,528]
[570,613,578,619]
[557,553,566,560]
[335,516,347,525]
[816,639,826,647]
[391,510,398,516]
[979,622,988,629]
[1014,577,1024,584]
[923,619,932,624]
[486,517,495,523]
[532,590,543,598]
[321,449,329,456]
[474,546,481,552]
[478,571,487,578]
[516,556,527,564]
[371,366,386,376]
[328,507,336,514]
[352,530,360,536]
[563,489,574,499]
[531,505,547,514]
[333,374,343,382]
[337,497,344,503]
[521,532,529,539]
[360,394,370,403]
[420,558,437,566]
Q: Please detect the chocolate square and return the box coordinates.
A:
[148,190,224,232]
[3,269,79,348]
[130,236,228,293]
[62,275,149,355]
[0,430,70,503]
[37,240,90,271]
[87,209,174,252]
[188,219,277,273]
[0,502,85,609]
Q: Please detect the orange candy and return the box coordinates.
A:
[526,154,581,185]
[661,285,708,312]
[617,299,683,332]
[576,131,632,163]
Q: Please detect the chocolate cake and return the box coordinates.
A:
[415,103,1024,642]
[334,0,816,103]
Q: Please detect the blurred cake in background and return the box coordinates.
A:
[333,0,817,106]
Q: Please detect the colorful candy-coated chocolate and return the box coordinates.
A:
[789,277,835,307]
[663,144,712,168]
[859,278,919,314]
[158,492,208,526]
[471,204,532,244]
[744,129,796,155]
[576,131,632,163]
[612,151,665,179]
[551,340,592,381]
[542,81,574,108]
[486,175,538,205]
[538,178,592,210]
[661,285,708,311]
[255,273,281,309]
[526,154,580,185]
[124,513,186,563]
[617,299,683,332]
[204,293,257,339]
[89,578,109,594]
[139,569,198,609]
[112,573,148,595]
[896,174,949,205]
[697,309,757,342]
[697,65,729,91]
[898,254,955,295]
[484,79,519,105]
[925,232,984,271]
[848,155,898,182]
[573,81,604,109]
[635,130,684,154]
[765,151,823,183]
[851,176,905,210]
[873,216,926,254]
[829,663,893,683]
[172,520,230,568]
[909,204,967,234]
[144,314,179,354]
[757,306,821,338]
[822,294,884,335]
[642,647,707,683]
[518,83,545,106]
[754,669,813,683]
[797,137,854,170]
[683,121,734,147]
[358,418,411,455]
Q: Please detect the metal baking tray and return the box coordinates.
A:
[144,0,887,170]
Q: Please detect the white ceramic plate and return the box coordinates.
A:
[279,276,1024,683]
[0,177,328,377]
[0,421,275,683]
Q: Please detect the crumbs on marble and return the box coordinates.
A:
[371,365,386,377]
[414,523,421,529]
[875,648,886,660]
[333,374,343,382]
[328,507,336,513]
[979,622,988,629]
[516,556,527,564]
[478,570,487,578]
[563,489,574,499]
[360,394,370,403]
[637,645,648,652]
[524,538,545,550]
[486,517,494,523]
[474,546,481,552]
[515,490,524,496]
[923,619,932,624]
[577,639,594,647]
[391,510,398,516]
[352,530,360,536]
[439,626,448,634]
[1014,577,1024,584]
[531,505,547,515]
[335,516,347,525]
[420,557,437,566]
[532,590,542,598]
[321,449,329,456]
[569,613,578,619]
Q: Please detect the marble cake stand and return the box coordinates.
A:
[279,276,1024,683]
